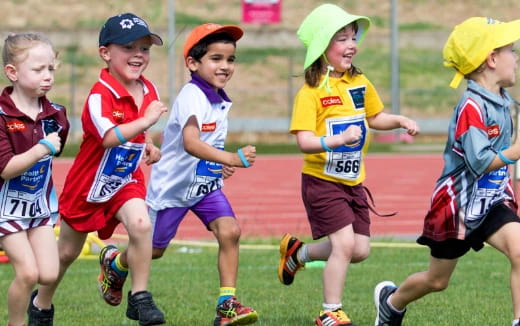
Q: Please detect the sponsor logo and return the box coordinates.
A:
[321,96,343,107]
[112,110,124,122]
[202,122,217,132]
[487,125,500,138]
[7,120,26,132]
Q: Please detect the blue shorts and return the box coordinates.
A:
[150,189,235,248]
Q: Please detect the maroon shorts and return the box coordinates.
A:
[301,174,370,240]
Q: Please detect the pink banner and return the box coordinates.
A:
[242,0,281,24]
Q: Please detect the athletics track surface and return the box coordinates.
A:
[52,154,444,241]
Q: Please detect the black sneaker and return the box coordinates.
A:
[27,290,54,326]
[126,291,165,326]
[374,281,405,326]
[278,233,305,285]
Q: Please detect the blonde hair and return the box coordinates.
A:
[2,32,57,66]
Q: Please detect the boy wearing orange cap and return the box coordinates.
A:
[146,23,258,326]
[374,17,520,326]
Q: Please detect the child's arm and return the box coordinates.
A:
[1,132,61,180]
[295,127,362,154]
[485,138,520,172]
[183,116,256,168]
[143,134,161,165]
[102,100,168,148]
[367,112,419,135]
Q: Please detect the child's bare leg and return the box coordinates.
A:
[117,198,153,294]
[36,221,87,308]
[210,217,240,287]
[390,256,457,310]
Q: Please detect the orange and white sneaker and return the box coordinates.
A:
[315,309,353,326]
[278,233,305,285]
[213,296,258,326]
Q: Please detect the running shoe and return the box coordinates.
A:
[213,296,258,326]
[374,281,405,326]
[27,290,54,326]
[315,309,352,326]
[278,233,305,285]
[98,244,127,306]
[126,291,165,326]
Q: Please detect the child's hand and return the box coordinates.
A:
[42,132,62,155]
[143,142,161,165]
[236,145,256,167]
[222,165,235,179]
[143,100,168,128]
[400,117,420,136]
[341,125,362,144]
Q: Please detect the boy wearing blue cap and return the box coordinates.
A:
[29,13,167,326]
[277,3,419,326]
[374,17,520,326]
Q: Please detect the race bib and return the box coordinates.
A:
[466,166,508,221]
[87,142,144,203]
[323,115,366,180]
[0,156,52,220]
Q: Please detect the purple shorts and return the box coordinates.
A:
[150,189,235,248]
[301,173,370,240]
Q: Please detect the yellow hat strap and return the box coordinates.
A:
[449,70,464,89]
[318,54,334,93]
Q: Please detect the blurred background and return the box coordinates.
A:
[2,0,520,145]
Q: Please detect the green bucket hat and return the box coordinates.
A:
[297,3,370,70]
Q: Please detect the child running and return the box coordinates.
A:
[145,23,258,326]
[0,32,69,326]
[29,13,167,326]
[277,4,419,326]
[374,17,520,326]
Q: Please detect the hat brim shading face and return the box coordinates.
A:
[183,23,244,60]
[297,4,370,70]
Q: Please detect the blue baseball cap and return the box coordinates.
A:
[99,13,163,47]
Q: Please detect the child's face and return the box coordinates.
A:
[187,41,236,90]
[494,43,519,89]
[324,24,358,76]
[6,43,55,98]
[100,36,152,85]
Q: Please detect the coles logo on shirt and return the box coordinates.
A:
[320,96,343,108]
[112,109,125,122]
[7,120,26,132]
[202,122,217,132]
[487,125,500,138]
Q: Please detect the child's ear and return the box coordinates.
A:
[4,64,17,82]
[98,46,110,62]
[186,56,198,72]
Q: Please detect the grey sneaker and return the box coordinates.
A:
[374,281,405,326]
[126,291,165,326]
[27,290,54,326]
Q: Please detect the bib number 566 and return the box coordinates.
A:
[335,159,360,173]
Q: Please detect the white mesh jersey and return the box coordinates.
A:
[146,81,231,209]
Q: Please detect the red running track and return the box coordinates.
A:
[52,154,443,241]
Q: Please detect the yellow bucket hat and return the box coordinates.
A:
[297,3,370,70]
[443,17,520,88]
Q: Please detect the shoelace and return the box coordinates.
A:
[218,299,242,318]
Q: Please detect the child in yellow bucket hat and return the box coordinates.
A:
[374,17,520,326]
[277,3,419,326]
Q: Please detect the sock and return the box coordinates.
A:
[512,318,520,326]
[297,244,311,263]
[218,287,235,305]
[322,302,342,312]
[110,253,128,277]
[386,294,405,314]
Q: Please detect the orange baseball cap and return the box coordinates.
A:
[183,23,244,60]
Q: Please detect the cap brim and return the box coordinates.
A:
[212,25,244,42]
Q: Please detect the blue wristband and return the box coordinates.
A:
[114,126,127,144]
[320,136,333,152]
[237,148,250,168]
[498,150,516,165]
[38,139,57,156]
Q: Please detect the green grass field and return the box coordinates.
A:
[0,239,513,325]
